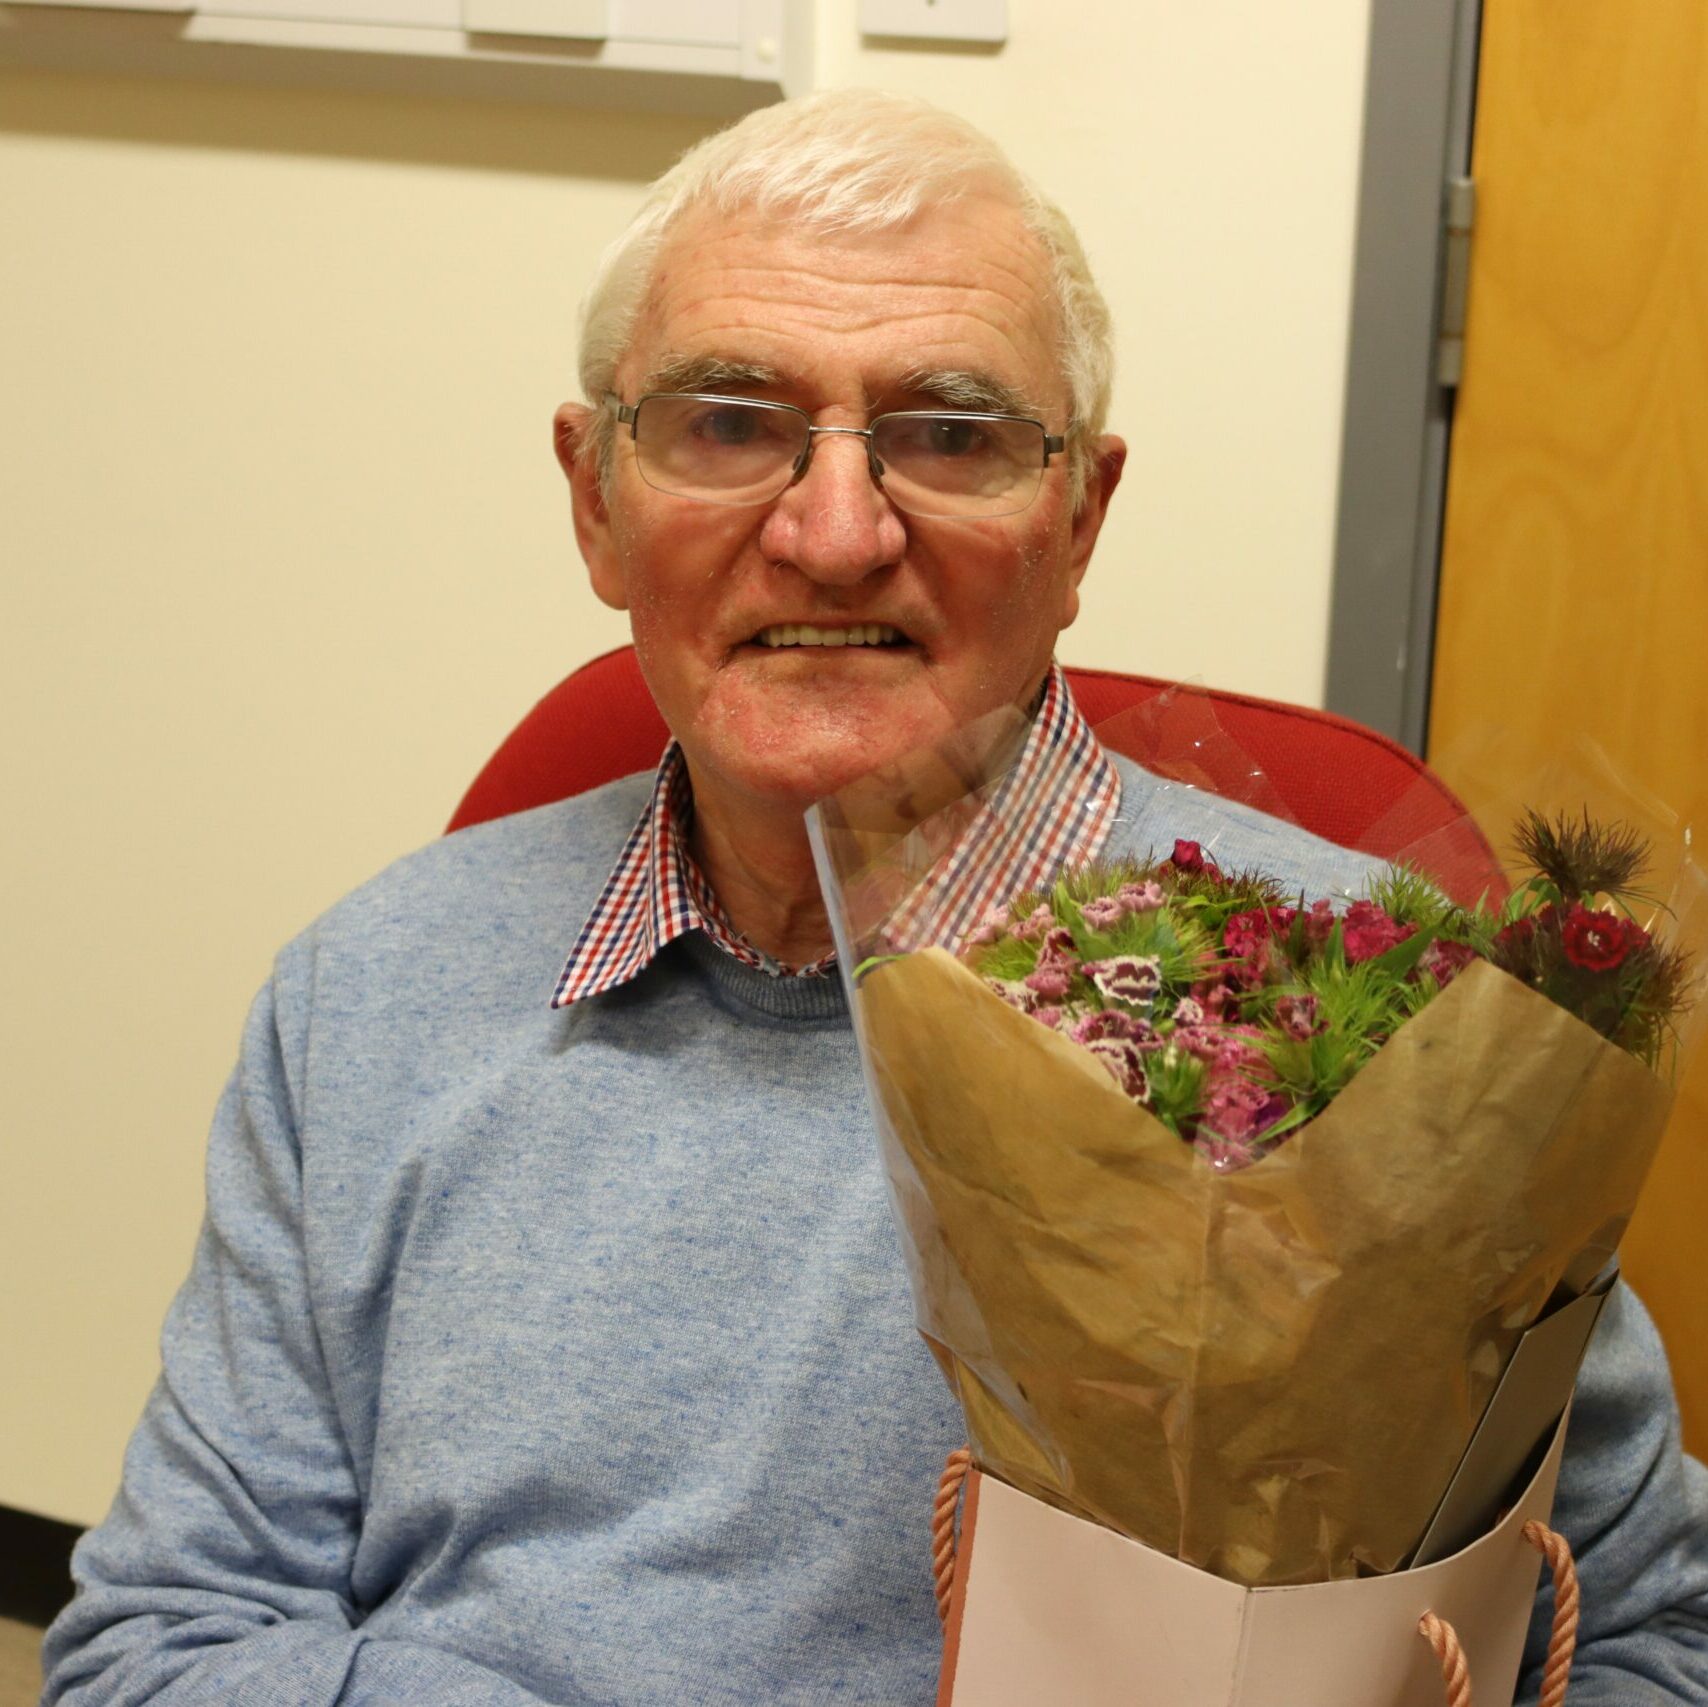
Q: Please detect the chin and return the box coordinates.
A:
[698,694,949,809]
[716,731,917,808]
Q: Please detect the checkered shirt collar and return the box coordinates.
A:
[551,663,1121,1007]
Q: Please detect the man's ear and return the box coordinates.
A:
[1057,433,1127,631]
[553,401,628,613]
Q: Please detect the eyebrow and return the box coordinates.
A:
[640,353,783,394]
[894,368,1041,419]
[635,355,1043,420]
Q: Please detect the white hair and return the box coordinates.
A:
[576,88,1113,507]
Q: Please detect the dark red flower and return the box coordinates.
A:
[1168,839,1221,878]
[1561,903,1633,973]
[1419,940,1479,988]
[1494,913,1537,958]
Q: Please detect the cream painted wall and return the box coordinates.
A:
[1,1,1372,1527]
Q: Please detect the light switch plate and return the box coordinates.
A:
[464,0,603,37]
[859,0,1006,45]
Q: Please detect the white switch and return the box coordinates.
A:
[859,0,1007,45]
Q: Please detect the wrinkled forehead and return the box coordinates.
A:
[621,194,1068,415]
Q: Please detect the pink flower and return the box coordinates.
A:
[1222,905,1299,984]
[1304,899,1337,949]
[1079,896,1126,932]
[1030,1005,1068,1031]
[1083,1034,1150,1101]
[985,976,1036,1012]
[1341,900,1415,965]
[1173,996,1205,1027]
[1419,940,1479,988]
[1275,994,1322,1039]
[1024,963,1075,1001]
[965,903,1013,948]
[1011,904,1056,941]
[1212,1028,1269,1075]
[1083,955,1163,1005]
[1073,1009,1154,1046]
[1172,1023,1223,1062]
[1039,925,1078,960]
[1118,881,1166,914]
[1201,1076,1269,1141]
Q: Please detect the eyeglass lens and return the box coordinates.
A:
[630,395,1049,518]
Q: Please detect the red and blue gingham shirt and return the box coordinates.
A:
[551,664,1121,1006]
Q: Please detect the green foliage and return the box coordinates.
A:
[976,935,1044,983]
[1073,909,1215,992]
[1367,864,1456,933]
[1144,1044,1207,1138]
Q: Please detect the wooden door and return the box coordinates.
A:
[1429,3,1708,1452]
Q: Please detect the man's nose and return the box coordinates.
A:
[759,430,908,583]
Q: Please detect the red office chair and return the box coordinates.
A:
[448,647,1501,902]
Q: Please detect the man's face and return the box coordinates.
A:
[558,193,1124,815]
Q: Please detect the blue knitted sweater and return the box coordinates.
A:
[43,761,1708,1704]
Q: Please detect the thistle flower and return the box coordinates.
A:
[1514,808,1648,901]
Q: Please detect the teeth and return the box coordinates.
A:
[755,623,903,648]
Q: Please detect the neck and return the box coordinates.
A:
[687,778,833,968]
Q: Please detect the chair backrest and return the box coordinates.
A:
[448,647,1499,900]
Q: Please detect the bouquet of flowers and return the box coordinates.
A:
[807,690,1705,1621]
[963,811,1694,1175]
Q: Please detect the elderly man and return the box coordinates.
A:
[44,90,1708,1705]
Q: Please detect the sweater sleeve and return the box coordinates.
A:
[1515,1282,1708,1704]
[39,967,562,1707]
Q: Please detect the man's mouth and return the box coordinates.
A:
[750,623,910,649]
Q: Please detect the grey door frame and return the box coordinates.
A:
[1323,0,1483,755]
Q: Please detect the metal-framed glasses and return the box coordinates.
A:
[608,392,1067,520]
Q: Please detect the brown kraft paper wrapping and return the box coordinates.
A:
[858,949,1673,1586]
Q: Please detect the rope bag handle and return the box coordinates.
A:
[932,1446,1581,1705]
[933,1446,973,1622]
[1418,1518,1581,1706]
